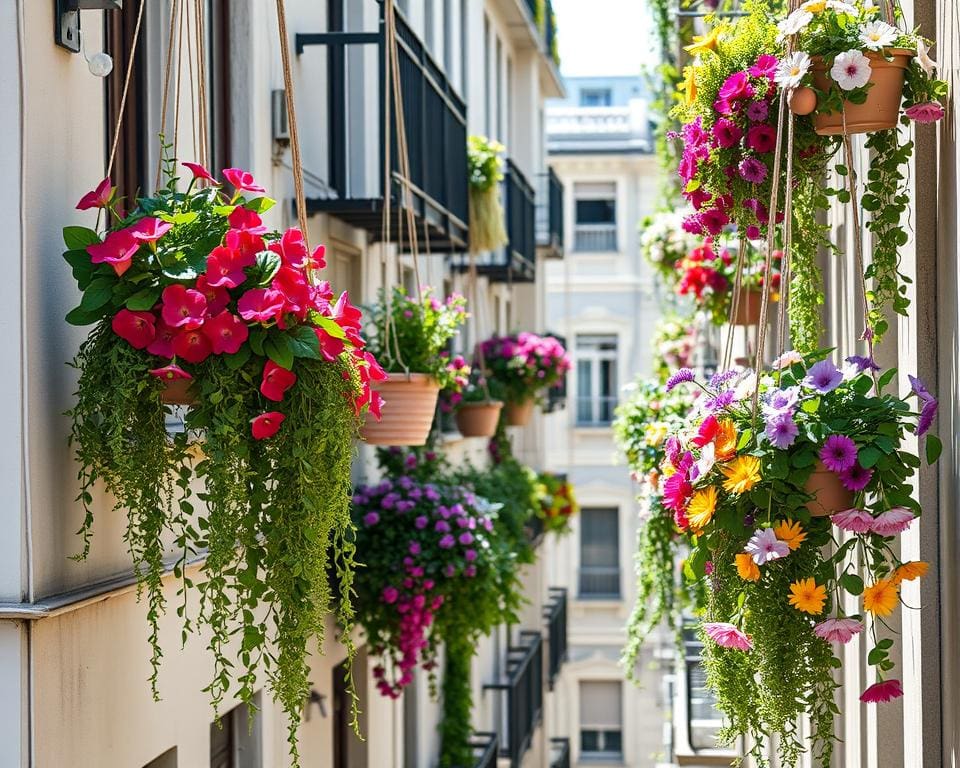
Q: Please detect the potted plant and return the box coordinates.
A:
[65,161,383,755]
[534,472,579,536]
[363,287,468,446]
[640,210,701,288]
[479,332,570,426]
[467,135,509,253]
[663,352,939,766]
[453,373,504,438]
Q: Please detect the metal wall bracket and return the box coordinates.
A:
[54,0,123,54]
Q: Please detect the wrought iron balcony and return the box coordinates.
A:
[536,168,565,257]
[549,737,571,768]
[469,732,499,768]
[544,587,568,689]
[483,631,544,767]
[295,6,468,252]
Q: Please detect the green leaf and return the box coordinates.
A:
[802,397,821,414]
[926,434,942,465]
[858,446,882,469]
[877,368,897,391]
[244,196,277,214]
[867,647,887,665]
[264,334,295,370]
[315,314,348,340]
[125,285,162,310]
[65,305,103,326]
[63,249,97,290]
[839,573,864,595]
[79,277,115,312]
[288,326,322,360]
[248,328,265,356]
[63,226,100,251]
[876,638,894,650]
[248,250,281,287]
[225,344,252,370]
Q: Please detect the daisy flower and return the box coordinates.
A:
[775,51,812,88]
[863,577,899,616]
[831,50,873,91]
[820,434,858,473]
[777,9,813,40]
[735,553,760,582]
[814,617,864,643]
[788,578,827,614]
[859,20,898,50]
[773,519,806,551]
[721,456,761,494]
[860,679,904,703]
[745,528,790,564]
[704,622,753,651]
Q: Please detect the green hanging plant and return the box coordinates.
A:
[467,135,509,253]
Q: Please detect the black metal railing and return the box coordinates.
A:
[549,737,571,768]
[296,6,468,252]
[484,632,544,767]
[469,732,499,768]
[536,168,565,256]
[544,588,568,689]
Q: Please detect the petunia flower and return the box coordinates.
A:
[172,328,213,363]
[147,319,177,358]
[746,124,776,154]
[87,229,139,276]
[839,463,873,492]
[748,54,778,80]
[111,309,156,349]
[713,118,744,149]
[830,50,872,91]
[703,622,753,651]
[765,412,799,449]
[127,217,173,243]
[745,528,790,564]
[909,375,938,436]
[905,102,945,124]
[76,177,114,210]
[804,359,843,393]
[251,411,285,440]
[205,245,248,289]
[831,508,875,534]
[814,617,864,644]
[202,311,249,355]
[738,157,768,184]
[746,101,770,122]
[860,679,904,704]
[237,288,285,323]
[223,167,265,193]
[148,363,191,381]
[820,434,858,473]
[870,507,915,536]
[228,206,269,235]
[845,354,880,373]
[260,360,297,402]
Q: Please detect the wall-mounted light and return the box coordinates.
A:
[304,689,328,721]
[55,0,123,55]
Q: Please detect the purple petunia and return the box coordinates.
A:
[666,368,695,392]
[839,463,873,492]
[846,354,880,373]
[805,359,844,394]
[765,413,799,449]
[415,515,429,530]
[363,511,380,527]
[739,157,768,184]
[746,100,770,122]
[820,434,858,473]
[762,386,800,418]
[438,534,456,549]
[909,375,938,436]
[704,390,736,412]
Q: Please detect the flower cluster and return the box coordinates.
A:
[479,332,570,404]
[535,472,579,535]
[651,316,697,383]
[437,352,472,412]
[639,211,702,286]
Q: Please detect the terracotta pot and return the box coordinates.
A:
[731,290,777,326]
[455,400,504,438]
[805,461,854,517]
[161,377,197,406]
[811,49,912,136]
[359,373,440,446]
[504,399,535,427]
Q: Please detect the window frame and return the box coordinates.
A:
[578,507,621,599]
[578,680,624,760]
[575,334,619,427]
[572,182,618,252]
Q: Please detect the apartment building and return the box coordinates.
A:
[0,1,573,766]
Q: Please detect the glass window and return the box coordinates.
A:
[210,695,261,768]
[575,335,618,426]
[580,87,612,107]
[573,183,617,252]
[579,681,623,758]
[579,508,620,597]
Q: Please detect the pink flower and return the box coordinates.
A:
[111,309,156,349]
[703,622,753,651]
[202,311,249,355]
[831,508,875,534]
[739,157,768,183]
[205,245,248,289]
[251,411,285,440]
[814,617,864,644]
[839,463,874,492]
[183,162,218,183]
[147,319,178,358]
[195,275,230,315]
[718,71,751,102]
[87,229,139,277]
[224,229,265,264]
[272,266,313,318]
[713,118,744,149]
[260,360,297,401]
[161,284,208,329]
[746,101,769,122]
[860,679,903,703]
[746,124,776,153]
[904,101,944,124]
[223,167,265,193]
[76,177,113,210]
[127,217,173,243]
[820,434,858,473]
[269,228,311,269]
[238,288,285,323]
[700,207,730,236]
[748,54,778,80]
[382,586,399,604]
[870,507,914,536]
[148,363,192,381]
[172,328,213,363]
[745,528,790,564]
[228,207,268,235]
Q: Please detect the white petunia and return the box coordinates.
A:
[831,49,873,90]
[859,20,898,50]
[775,51,813,88]
[916,38,938,77]
[777,9,814,41]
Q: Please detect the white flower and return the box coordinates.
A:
[831,49,873,90]
[827,0,859,14]
[859,20,898,50]
[775,51,812,88]
[733,372,758,401]
[917,39,938,77]
[696,442,716,479]
[772,350,804,369]
[777,9,813,40]
[745,528,790,564]
[861,0,879,14]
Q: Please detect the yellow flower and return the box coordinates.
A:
[735,553,760,582]
[893,561,929,583]
[721,456,761,495]
[644,423,668,448]
[684,27,721,56]
[680,66,698,106]
[773,520,806,551]
[714,419,738,461]
[863,578,899,617]
[801,0,827,11]
[788,578,827,615]
[687,486,717,532]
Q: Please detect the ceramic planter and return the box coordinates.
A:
[161,378,197,406]
[504,399,535,427]
[805,461,854,517]
[732,289,777,326]
[809,49,912,136]
[455,400,504,438]
[360,373,440,446]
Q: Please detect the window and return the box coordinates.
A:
[207,0,233,177]
[579,87,612,107]
[579,681,623,758]
[579,508,620,598]
[143,749,177,768]
[210,695,262,768]
[575,335,618,426]
[573,182,617,252]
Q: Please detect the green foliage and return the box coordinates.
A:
[439,634,475,768]
[788,183,828,353]
[467,136,506,192]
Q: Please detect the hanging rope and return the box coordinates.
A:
[193,0,210,170]
[106,0,146,178]
[172,2,187,163]
[156,0,181,187]
[776,109,796,365]
[721,239,748,372]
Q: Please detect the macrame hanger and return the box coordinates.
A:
[107,0,146,180]
[156,0,181,188]
[721,239,748,372]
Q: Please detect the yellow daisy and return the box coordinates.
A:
[773,519,806,551]
[721,456,761,495]
[863,578,899,617]
[788,578,827,615]
[687,486,717,532]
[684,27,721,56]
[735,553,760,582]
[893,561,929,584]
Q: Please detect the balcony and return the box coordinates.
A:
[536,168,565,258]
[484,631,544,767]
[469,732,499,768]
[490,0,564,97]
[544,587,568,689]
[550,737,571,768]
[296,7,468,252]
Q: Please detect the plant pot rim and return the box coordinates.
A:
[458,399,504,408]
[376,371,437,385]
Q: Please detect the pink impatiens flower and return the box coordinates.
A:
[831,508,875,534]
[251,411,285,439]
[813,617,864,644]
[148,363,192,381]
[904,101,944,124]
[260,360,297,401]
[111,309,156,349]
[238,288,285,323]
[704,622,753,651]
[76,177,113,210]
[860,679,903,704]
[183,162,218,184]
[202,311,249,355]
[870,507,914,536]
[87,229,139,276]
[161,284,208,329]
[127,217,173,243]
[223,167,265,193]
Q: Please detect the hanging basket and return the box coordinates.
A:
[805,461,854,517]
[731,289,778,326]
[504,399,535,427]
[455,400,504,438]
[360,373,440,446]
[809,49,913,136]
[469,187,509,253]
[161,378,198,406]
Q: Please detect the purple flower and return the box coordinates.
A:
[424,487,440,502]
[909,375,938,436]
[465,549,478,562]
[408,541,421,556]
[459,532,474,545]
[435,520,451,533]
[465,565,477,577]
[709,369,738,388]
[443,564,456,578]
[666,368,695,392]
[415,515,429,530]
[380,492,400,510]
[395,500,416,513]
[438,534,456,549]
[713,118,744,149]
[804,359,843,394]
[382,586,399,604]
[404,454,417,469]
[765,413,799,449]
[483,517,494,532]
[739,157,768,184]
[846,355,880,373]
[363,512,380,527]
[746,225,761,240]
[762,386,800,419]
[746,101,770,122]
[704,390,736,412]
[745,528,790,564]
[839,463,873,492]
[820,434,858,473]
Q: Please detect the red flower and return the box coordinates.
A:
[332,291,364,346]
[223,167,265,193]
[316,328,346,361]
[87,229,139,276]
[746,124,776,154]
[76,177,113,210]
[205,245,248,289]
[224,229,265,265]
[148,363,192,381]
[272,266,313,318]
[112,309,156,349]
[202,311,249,355]
[172,328,213,363]
[127,217,173,243]
[251,411,285,440]
[238,288,285,323]
[228,206,268,235]
[691,415,719,448]
[147,319,178,358]
[195,275,230,314]
[183,162,218,184]
[161,284,208,329]
[260,360,297,401]
[860,679,903,704]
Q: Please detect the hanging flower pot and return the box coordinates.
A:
[360,373,441,446]
[731,289,778,326]
[804,460,854,517]
[455,400,503,438]
[810,50,913,136]
[504,399,535,427]
[160,377,197,406]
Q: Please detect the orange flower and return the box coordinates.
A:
[735,553,760,582]
[714,420,738,461]
[721,455,761,494]
[893,561,929,583]
[788,578,827,615]
[863,578,899,617]
[687,486,718,532]
[773,520,806,551]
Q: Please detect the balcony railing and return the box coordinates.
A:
[550,737,571,768]
[544,588,568,689]
[573,223,618,253]
[536,168,565,257]
[484,631,544,767]
[469,732,499,768]
[578,566,621,598]
[296,7,468,252]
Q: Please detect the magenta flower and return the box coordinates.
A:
[814,617,864,644]
[703,622,753,651]
[238,288,285,323]
[223,167,265,193]
[860,679,903,703]
[665,368,695,392]
[260,360,297,402]
[183,162,218,183]
[745,528,790,564]
[172,328,213,363]
[363,512,380,527]
[438,534,456,549]
[111,309,156,349]
[839,463,873,492]
[831,508,875,534]
[739,157,768,184]
[718,71,751,102]
[147,320,177,358]
[713,118,744,149]
[904,102,944,123]
[749,54,778,80]
[804,359,843,393]
[746,124,776,153]
[161,284,208,330]
[205,245,248,289]
[699,207,730,235]
[148,363,191,381]
[128,217,173,243]
[746,101,770,122]
[87,229,139,277]
[203,311,249,355]
[228,206,268,235]
[381,586,399,604]
[251,411,285,440]
[870,507,914,536]
[820,434,858,473]
[76,177,114,210]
